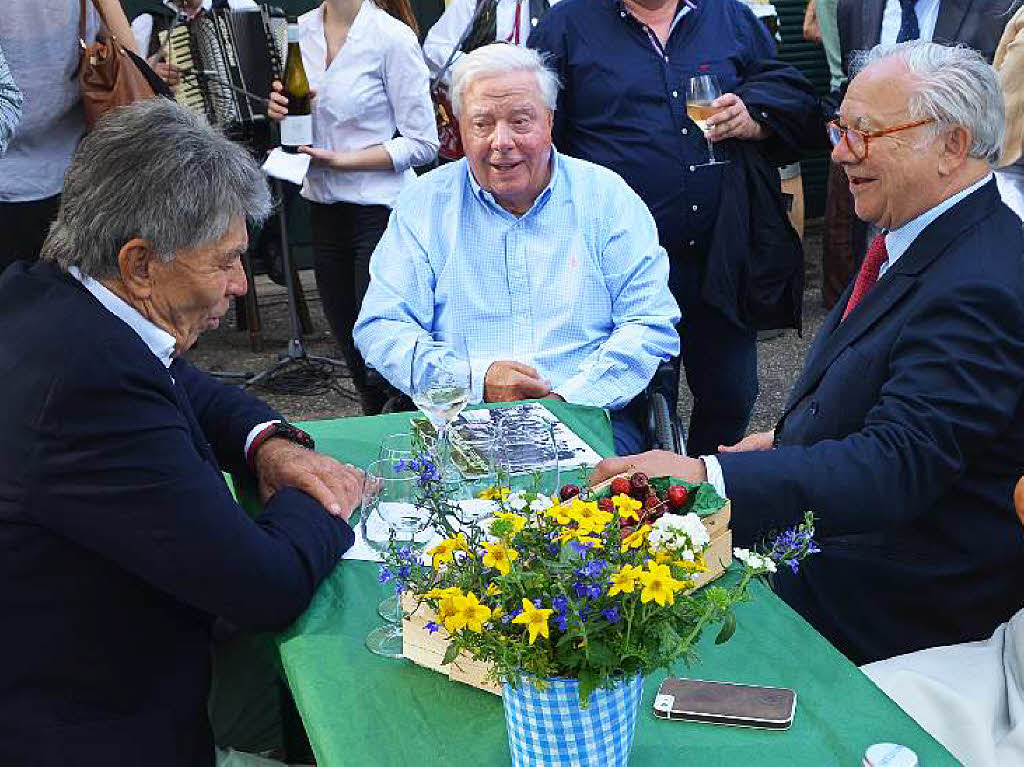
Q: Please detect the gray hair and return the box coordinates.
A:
[850,41,1005,164]
[41,99,272,278]
[450,43,561,118]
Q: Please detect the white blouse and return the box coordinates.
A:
[297,1,438,207]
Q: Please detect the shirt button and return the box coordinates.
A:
[672,90,679,98]
[689,165,695,172]
[620,10,626,16]
[809,401,820,416]
[664,55,670,62]
[681,128,688,135]
[692,204,698,211]
[689,240,696,246]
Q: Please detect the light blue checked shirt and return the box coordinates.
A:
[353,150,680,410]
[0,41,21,156]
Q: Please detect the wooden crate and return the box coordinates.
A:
[402,502,732,696]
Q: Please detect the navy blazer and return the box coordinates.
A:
[719,180,1024,665]
[0,262,354,765]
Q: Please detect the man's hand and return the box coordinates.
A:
[718,430,775,453]
[254,439,363,521]
[147,53,181,86]
[590,450,706,486]
[707,93,768,142]
[484,361,552,402]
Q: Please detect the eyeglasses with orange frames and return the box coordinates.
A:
[826,118,935,160]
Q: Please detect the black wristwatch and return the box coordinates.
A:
[246,421,316,472]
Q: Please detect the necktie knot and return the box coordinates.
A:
[841,234,889,321]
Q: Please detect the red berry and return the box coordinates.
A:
[560,484,581,502]
[610,477,631,497]
[597,497,614,513]
[644,494,661,511]
[630,472,649,495]
[667,485,689,510]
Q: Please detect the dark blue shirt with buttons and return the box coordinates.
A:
[527,0,777,256]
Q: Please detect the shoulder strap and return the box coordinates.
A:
[430,0,496,90]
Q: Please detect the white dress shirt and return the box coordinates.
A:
[297,1,438,207]
[702,174,995,498]
[880,0,941,45]
[69,266,276,459]
[422,0,562,85]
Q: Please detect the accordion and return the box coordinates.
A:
[163,6,287,147]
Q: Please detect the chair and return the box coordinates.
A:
[643,359,686,455]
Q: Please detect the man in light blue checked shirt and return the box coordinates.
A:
[354,44,679,455]
[0,40,22,156]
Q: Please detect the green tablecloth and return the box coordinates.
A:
[275,403,955,766]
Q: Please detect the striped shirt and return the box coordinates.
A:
[0,41,21,156]
[353,150,680,410]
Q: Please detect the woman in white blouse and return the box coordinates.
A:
[269,0,438,414]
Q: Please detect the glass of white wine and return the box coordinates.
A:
[410,331,472,483]
[687,73,729,167]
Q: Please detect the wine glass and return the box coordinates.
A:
[495,414,561,502]
[361,459,432,657]
[374,433,419,623]
[410,331,472,482]
[687,73,729,167]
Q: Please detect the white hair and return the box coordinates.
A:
[851,41,1005,164]
[450,43,561,118]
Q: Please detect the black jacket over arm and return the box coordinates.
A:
[0,262,354,766]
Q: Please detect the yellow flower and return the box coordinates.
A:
[568,499,612,532]
[444,592,492,633]
[620,524,651,553]
[427,533,468,569]
[545,503,573,525]
[485,583,502,597]
[675,556,709,574]
[482,542,519,575]
[491,512,527,536]
[423,586,463,600]
[607,564,643,596]
[638,562,686,607]
[613,494,643,522]
[511,598,554,644]
[437,594,461,625]
[490,606,504,622]
[477,486,510,501]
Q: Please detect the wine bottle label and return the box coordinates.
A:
[281,115,312,147]
[287,24,300,43]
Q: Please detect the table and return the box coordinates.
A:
[272,403,956,766]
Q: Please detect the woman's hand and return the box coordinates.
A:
[268,80,318,123]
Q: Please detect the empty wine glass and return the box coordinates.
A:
[495,414,561,502]
[687,73,729,167]
[410,331,472,482]
[361,459,432,657]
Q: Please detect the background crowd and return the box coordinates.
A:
[1,0,1023,766]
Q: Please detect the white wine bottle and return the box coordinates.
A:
[280,17,311,153]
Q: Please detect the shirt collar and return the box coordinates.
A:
[882,174,994,274]
[69,265,177,368]
[613,0,696,27]
[465,147,560,218]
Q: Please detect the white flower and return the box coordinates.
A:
[733,547,778,573]
[649,512,710,555]
[529,495,554,512]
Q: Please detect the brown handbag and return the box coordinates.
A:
[78,0,156,131]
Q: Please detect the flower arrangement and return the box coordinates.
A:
[381,455,818,704]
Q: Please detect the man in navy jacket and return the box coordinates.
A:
[0,100,363,765]
[595,41,1024,665]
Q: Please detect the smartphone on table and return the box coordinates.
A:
[653,677,796,730]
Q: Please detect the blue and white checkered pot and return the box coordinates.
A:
[501,674,644,767]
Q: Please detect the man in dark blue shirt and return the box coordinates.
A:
[529,0,801,456]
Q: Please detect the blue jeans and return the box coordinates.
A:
[610,402,648,457]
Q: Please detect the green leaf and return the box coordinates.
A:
[714,612,737,645]
[577,667,600,707]
[442,641,460,666]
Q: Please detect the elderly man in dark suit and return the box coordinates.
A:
[822,0,1015,307]
[595,41,1024,666]
[0,100,363,766]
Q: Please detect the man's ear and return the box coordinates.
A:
[938,125,971,176]
[116,238,158,301]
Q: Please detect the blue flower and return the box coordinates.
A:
[569,542,592,556]
[426,621,440,634]
[378,567,392,584]
[602,607,620,624]
[554,613,568,631]
[586,584,602,600]
[552,596,569,614]
[501,607,522,625]
[579,559,605,580]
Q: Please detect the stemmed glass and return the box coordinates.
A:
[361,459,432,658]
[410,331,472,483]
[373,433,419,623]
[687,73,729,167]
[495,415,561,501]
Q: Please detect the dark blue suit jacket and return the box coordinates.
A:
[719,180,1024,664]
[0,262,354,765]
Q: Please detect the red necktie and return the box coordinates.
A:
[506,0,523,44]
[841,233,889,321]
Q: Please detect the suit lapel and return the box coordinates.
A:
[782,180,1002,417]
[863,0,886,48]
[933,0,972,44]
